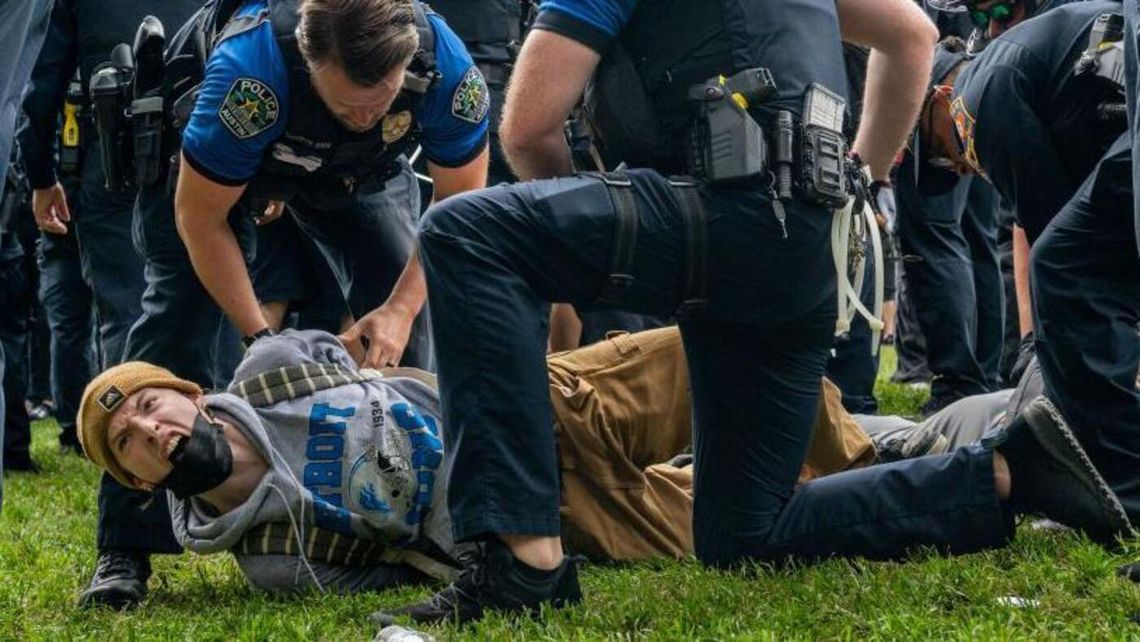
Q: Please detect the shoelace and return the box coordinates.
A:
[96,553,143,579]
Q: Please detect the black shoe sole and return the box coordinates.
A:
[1023,398,1135,544]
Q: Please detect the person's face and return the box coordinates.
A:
[970,0,1027,39]
[308,61,407,133]
[920,85,974,175]
[107,387,204,490]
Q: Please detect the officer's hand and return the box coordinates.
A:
[32,182,71,235]
[871,181,897,235]
[255,200,285,226]
[338,302,415,368]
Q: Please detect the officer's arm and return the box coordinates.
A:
[19,3,77,234]
[837,0,938,180]
[174,156,269,336]
[500,30,600,181]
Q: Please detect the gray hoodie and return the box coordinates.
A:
[168,330,456,580]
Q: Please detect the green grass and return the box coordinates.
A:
[1,348,1138,640]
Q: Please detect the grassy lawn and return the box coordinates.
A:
[1,348,1137,640]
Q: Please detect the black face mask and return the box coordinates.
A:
[160,413,233,499]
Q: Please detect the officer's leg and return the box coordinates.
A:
[688,318,1011,565]
[961,181,1004,389]
[1031,140,1140,522]
[890,259,932,383]
[37,226,95,451]
[897,173,988,409]
[0,245,33,471]
[73,150,144,368]
[122,183,228,387]
[418,172,694,546]
[292,156,433,369]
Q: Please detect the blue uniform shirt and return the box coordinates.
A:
[182,0,488,186]
[533,0,637,52]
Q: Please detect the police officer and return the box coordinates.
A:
[921,0,1140,525]
[927,0,1085,388]
[0,0,51,515]
[18,0,223,610]
[892,38,1004,415]
[349,0,1069,624]
[154,0,487,377]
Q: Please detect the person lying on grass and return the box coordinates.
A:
[76,326,1097,599]
[74,326,882,595]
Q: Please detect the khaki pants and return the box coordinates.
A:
[548,326,875,561]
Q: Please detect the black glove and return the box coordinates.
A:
[1009,332,1036,385]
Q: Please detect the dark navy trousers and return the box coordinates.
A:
[1031,134,1140,524]
[37,226,94,446]
[420,171,1009,566]
[897,161,1004,401]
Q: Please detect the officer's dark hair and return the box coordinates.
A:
[939,36,968,55]
[297,0,419,87]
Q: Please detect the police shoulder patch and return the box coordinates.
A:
[451,66,490,125]
[949,95,981,174]
[98,385,126,412]
[219,77,281,139]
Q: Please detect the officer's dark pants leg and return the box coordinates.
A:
[291,156,434,370]
[123,182,249,387]
[898,173,990,403]
[0,247,31,466]
[962,181,1004,389]
[826,232,880,414]
[73,152,145,369]
[1031,137,1140,523]
[891,260,932,383]
[420,172,1010,568]
[37,228,94,448]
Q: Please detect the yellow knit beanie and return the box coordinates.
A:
[78,362,202,488]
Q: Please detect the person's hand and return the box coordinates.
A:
[338,301,416,368]
[871,180,897,235]
[255,200,285,226]
[32,182,71,235]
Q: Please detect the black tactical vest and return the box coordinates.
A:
[584,0,849,175]
[427,0,519,65]
[67,0,201,96]
[192,0,438,210]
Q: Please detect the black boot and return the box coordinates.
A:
[78,551,151,609]
[995,397,1134,545]
[371,539,582,626]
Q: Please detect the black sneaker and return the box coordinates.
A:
[371,540,582,626]
[920,391,967,418]
[875,426,949,463]
[78,551,151,609]
[995,397,1135,545]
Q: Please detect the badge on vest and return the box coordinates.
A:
[949,95,983,176]
[451,66,490,125]
[382,111,414,143]
[219,78,280,139]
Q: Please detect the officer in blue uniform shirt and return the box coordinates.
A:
[127,0,489,382]
[369,0,1131,627]
[920,0,1140,525]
